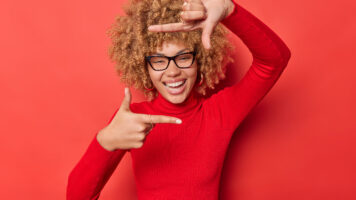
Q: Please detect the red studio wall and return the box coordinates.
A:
[1,0,355,199]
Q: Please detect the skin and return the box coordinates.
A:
[147,41,198,104]
[97,88,182,151]
[149,0,235,49]
[97,0,235,151]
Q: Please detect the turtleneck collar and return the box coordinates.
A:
[150,90,202,117]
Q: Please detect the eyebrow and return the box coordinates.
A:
[152,48,191,56]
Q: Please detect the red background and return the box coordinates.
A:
[1,0,355,199]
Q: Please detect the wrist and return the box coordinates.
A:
[97,128,116,151]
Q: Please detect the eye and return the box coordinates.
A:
[177,54,193,61]
[179,56,189,60]
[150,57,167,64]
[152,60,165,63]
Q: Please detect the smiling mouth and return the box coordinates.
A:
[163,79,186,88]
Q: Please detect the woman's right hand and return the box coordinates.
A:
[96,88,182,151]
[148,0,235,49]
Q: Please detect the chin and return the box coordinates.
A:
[158,79,195,104]
[161,86,194,104]
[167,95,187,104]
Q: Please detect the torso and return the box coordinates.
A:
[129,92,235,199]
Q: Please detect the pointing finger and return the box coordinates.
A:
[151,114,183,124]
[138,114,182,124]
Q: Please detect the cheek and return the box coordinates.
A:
[189,70,197,80]
[148,67,163,84]
[187,65,198,81]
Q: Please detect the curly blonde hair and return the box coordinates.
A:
[107,0,232,100]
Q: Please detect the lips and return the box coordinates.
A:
[164,80,186,88]
[163,79,187,95]
[163,79,186,88]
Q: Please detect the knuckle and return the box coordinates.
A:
[187,4,192,10]
[137,133,146,141]
[153,116,161,123]
[201,11,206,18]
[142,114,149,122]
[184,24,194,30]
[136,124,146,132]
[133,142,144,149]
[181,12,188,19]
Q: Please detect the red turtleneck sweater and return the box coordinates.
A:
[67,2,291,199]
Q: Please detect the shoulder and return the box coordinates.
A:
[203,85,236,104]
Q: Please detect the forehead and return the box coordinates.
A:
[154,41,192,55]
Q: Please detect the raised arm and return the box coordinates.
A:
[222,1,291,69]
[66,108,127,200]
[207,1,292,130]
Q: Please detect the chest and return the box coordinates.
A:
[130,110,235,189]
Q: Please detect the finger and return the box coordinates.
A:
[136,122,154,134]
[182,2,205,12]
[133,133,146,142]
[186,0,204,4]
[148,23,187,32]
[132,142,144,149]
[120,87,132,112]
[143,123,154,134]
[180,11,207,22]
[138,114,182,124]
[202,22,215,49]
[150,115,182,124]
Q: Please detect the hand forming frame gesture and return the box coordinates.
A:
[148,0,235,49]
[97,88,182,151]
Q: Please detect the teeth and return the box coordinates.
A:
[166,80,185,87]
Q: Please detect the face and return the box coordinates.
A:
[147,41,198,104]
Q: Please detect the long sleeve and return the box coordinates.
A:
[205,1,291,131]
[66,108,127,200]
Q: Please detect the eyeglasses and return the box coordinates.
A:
[145,51,196,71]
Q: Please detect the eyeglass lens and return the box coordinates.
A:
[149,53,194,70]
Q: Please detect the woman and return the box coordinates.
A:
[67,0,291,199]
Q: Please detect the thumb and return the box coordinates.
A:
[120,87,132,112]
[202,22,215,50]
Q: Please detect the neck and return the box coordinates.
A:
[151,90,202,117]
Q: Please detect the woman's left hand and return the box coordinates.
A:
[148,0,235,49]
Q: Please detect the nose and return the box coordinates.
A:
[165,60,181,77]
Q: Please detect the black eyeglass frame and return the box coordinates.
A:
[145,51,197,71]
